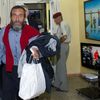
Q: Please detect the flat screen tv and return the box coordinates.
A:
[81,43,100,70]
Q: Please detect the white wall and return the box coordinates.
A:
[60,0,81,74]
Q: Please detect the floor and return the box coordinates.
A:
[38,76,100,100]
[0,76,100,100]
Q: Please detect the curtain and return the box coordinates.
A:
[0,0,16,27]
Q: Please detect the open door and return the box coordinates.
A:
[25,3,47,32]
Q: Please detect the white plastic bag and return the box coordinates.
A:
[19,62,46,100]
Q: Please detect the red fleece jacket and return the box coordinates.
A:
[3,24,39,72]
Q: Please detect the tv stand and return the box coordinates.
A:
[76,71,100,99]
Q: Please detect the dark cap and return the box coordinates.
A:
[53,12,62,19]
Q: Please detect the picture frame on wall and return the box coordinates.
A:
[84,0,100,41]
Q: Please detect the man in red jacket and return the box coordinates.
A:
[0,5,40,100]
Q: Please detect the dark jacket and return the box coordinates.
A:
[25,33,60,92]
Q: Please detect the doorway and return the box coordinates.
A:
[25,3,47,32]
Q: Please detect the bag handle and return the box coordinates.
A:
[28,55,38,64]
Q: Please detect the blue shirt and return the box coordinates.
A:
[0,27,38,65]
[0,28,22,65]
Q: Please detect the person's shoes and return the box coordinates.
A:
[56,88,68,92]
[51,84,55,88]
[52,84,68,92]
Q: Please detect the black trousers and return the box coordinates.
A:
[2,65,22,100]
[0,64,3,98]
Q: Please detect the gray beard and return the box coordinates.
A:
[12,24,22,31]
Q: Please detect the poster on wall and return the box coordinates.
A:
[84,0,100,41]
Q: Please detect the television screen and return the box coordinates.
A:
[81,43,100,70]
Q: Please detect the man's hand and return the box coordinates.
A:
[60,35,67,43]
[30,47,40,60]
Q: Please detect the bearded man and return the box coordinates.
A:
[0,5,40,100]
